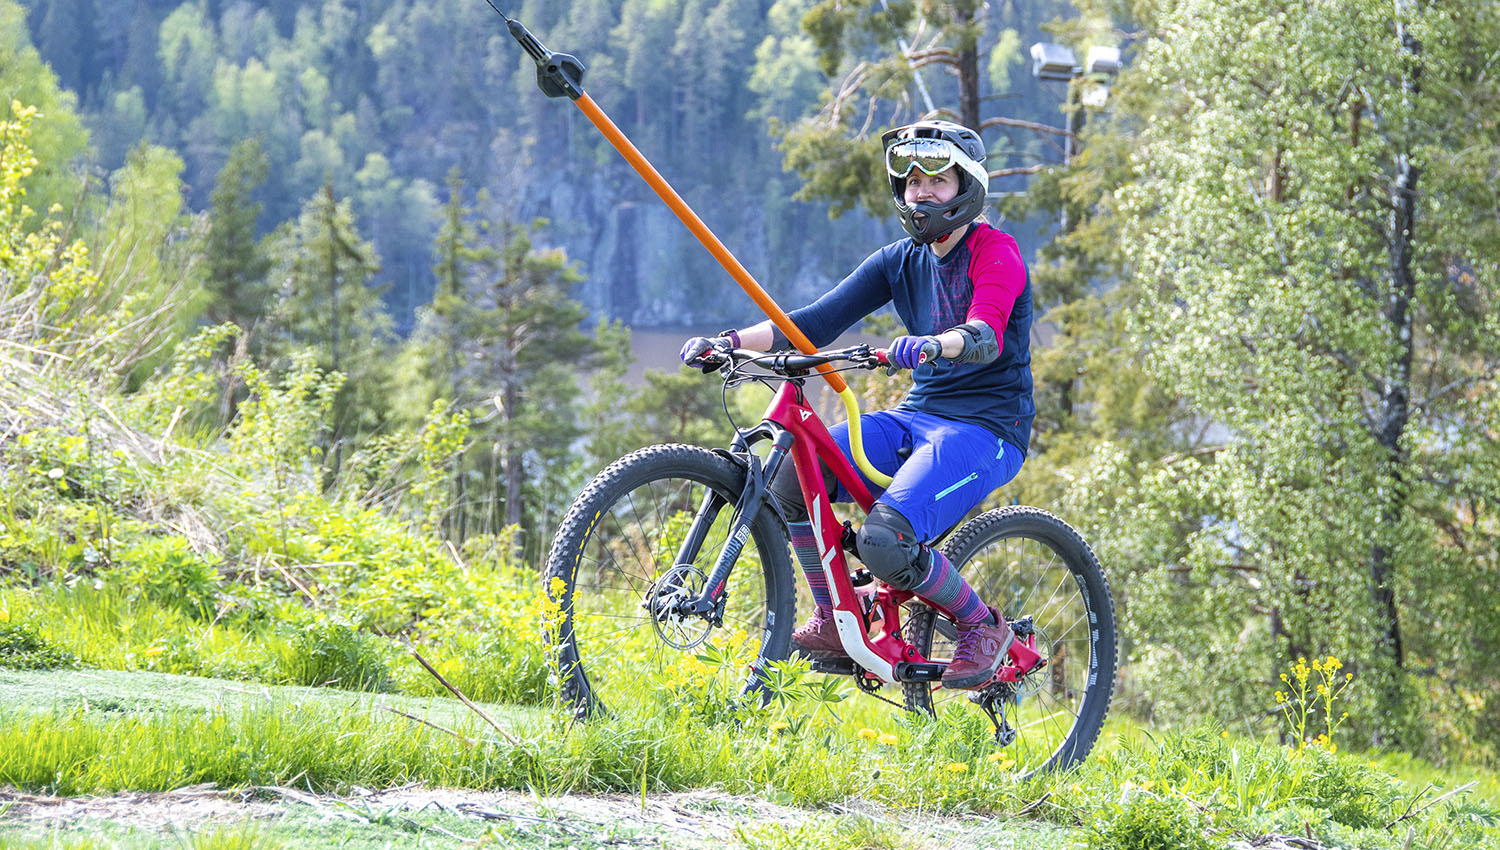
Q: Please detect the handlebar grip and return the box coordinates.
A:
[917,338,941,365]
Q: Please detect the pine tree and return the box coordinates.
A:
[263,182,393,472]
[34,0,98,100]
[402,174,600,554]
[205,137,271,331]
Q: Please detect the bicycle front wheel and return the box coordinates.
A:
[543,444,796,719]
[903,506,1117,777]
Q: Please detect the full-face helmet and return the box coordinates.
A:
[881,120,989,244]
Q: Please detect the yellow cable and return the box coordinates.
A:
[839,388,892,488]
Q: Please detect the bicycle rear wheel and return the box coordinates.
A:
[903,506,1117,777]
[543,444,795,719]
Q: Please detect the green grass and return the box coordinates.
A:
[0,582,549,704]
[0,801,1073,850]
[4,577,1500,850]
[0,668,544,729]
[2,667,1498,850]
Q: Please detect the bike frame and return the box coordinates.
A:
[682,370,1040,687]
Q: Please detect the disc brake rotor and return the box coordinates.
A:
[644,564,713,650]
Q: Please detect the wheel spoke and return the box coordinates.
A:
[906,510,1114,778]
[547,450,788,719]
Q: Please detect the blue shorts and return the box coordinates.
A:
[828,409,1024,542]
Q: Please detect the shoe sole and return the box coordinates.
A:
[940,630,1015,690]
[793,643,850,661]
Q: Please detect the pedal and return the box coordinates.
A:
[894,661,944,682]
[809,657,857,675]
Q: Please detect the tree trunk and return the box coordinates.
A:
[957,43,981,133]
[1367,5,1422,745]
[502,374,523,546]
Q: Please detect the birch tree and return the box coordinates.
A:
[1112,0,1500,747]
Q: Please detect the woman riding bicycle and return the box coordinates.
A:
[680,120,1034,691]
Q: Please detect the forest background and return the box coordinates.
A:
[2,0,1498,777]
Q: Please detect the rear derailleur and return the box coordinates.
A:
[972,682,1018,747]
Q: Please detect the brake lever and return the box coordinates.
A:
[871,348,899,376]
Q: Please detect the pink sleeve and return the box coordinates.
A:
[965,227,1026,347]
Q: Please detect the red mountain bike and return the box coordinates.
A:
[544,345,1117,775]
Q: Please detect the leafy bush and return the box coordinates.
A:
[1092,793,1214,850]
[272,619,393,692]
[0,620,78,670]
[106,535,222,618]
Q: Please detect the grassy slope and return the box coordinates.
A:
[0,668,1068,850]
[1,669,1498,850]
[0,668,543,729]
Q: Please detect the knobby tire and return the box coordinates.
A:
[903,506,1117,777]
[544,444,795,719]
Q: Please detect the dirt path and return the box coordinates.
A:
[1,783,1067,849]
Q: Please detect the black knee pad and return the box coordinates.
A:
[769,455,838,524]
[856,504,927,589]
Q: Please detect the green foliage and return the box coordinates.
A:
[1088,0,1500,753]
[0,102,99,355]
[124,321,242,434]
[1090,793,1213,850]
[104,536,222,620]
[260,183,392,454]
[0,4,88,217]
[411,399,469,536]
[736,817,898,850]
[186,825,284,850]
[204,137,272,330]
[274,619,394,693]
[398,189,598,550]
[0,619,77,670]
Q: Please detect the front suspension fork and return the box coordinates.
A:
[673,428,795,620]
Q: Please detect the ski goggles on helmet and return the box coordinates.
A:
[885,138,973,179]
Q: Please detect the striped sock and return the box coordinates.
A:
[913,547,992,625]
[788,521,832,609]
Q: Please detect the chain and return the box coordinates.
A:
[852,664,912,712]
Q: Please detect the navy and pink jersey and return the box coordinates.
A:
[786,223,1035,456]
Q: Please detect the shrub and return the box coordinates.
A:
[273,619,393,692]
[1092,793,1215,850]
[107,535,222,618]
[0,620,79,670]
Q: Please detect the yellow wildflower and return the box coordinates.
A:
[857,728,879,741]
[769,721,790,733]
[877,733,899,746]
[944,762,968,773]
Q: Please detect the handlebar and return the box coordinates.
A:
[691,344,893,375]
[688,342,898,488]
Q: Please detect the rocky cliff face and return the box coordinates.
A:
[542,173,894,328]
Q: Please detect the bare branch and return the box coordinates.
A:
[981,115,1073,140]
